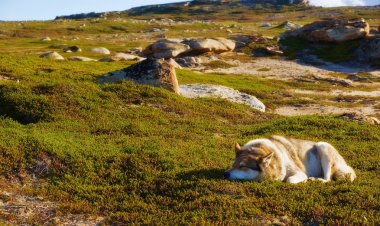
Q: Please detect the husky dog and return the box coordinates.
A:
[224,136,356,183]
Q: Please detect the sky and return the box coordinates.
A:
[0,0,379,21]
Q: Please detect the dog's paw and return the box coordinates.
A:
[308,177,329,183]
[316,178,329,183]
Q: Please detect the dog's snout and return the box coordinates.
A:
[223,171,230,179]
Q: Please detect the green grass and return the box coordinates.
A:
[280,36,361,63]
[0,54,379,224]
[0,6,379,224]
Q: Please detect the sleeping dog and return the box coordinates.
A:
[224,136,356,183]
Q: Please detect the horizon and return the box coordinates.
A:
[0,0,379,21]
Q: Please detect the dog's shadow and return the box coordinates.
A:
[176,168,225,181]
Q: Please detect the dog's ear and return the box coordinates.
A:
[261,152,274,168]
[235,143,242,155]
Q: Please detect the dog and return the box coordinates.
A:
[224,136,356,183]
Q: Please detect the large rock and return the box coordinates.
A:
[183,38,235,54]
[39,51,64,60]
[99,59,179,94]
[143,39,190,59]
[179,84,265,112]
[291,18,370,42]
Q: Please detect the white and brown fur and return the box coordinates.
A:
[224,136,356,183]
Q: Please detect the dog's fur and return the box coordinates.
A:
[224,136,356,183]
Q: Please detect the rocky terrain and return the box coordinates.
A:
[0,1,379,225]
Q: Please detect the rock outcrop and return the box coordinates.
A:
[143,39,190,59]
[99,59,179,94]
[39,51,64,60]
[183,38,235,54]
[288,18,370,42]
[99,53,144,62]
[142,38,236,59]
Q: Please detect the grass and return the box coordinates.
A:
[0,54,379,224]
[280,36,362,63]
[0,6,379,224]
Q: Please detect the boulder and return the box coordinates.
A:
[39,51,64,60]
[182,38,236,54]
[68,56,97,62]
[179,84,265,112]
[294,18,370,42]
[176,57,203,67]
[212,38,236,51]
[99,59,179,94]
[91,47,110,55]
[143,39,191,59]
[99,53,144,62]
[63,46,82,53]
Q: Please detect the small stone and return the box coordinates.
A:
[40,37,51,41]
[39,51,64,60]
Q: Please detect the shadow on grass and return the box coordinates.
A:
[176,168,226,181]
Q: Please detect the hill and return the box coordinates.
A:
[56,0,310,20]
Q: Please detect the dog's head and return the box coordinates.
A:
[223,143,274,180]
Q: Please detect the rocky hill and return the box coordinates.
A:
[56,0,309,20]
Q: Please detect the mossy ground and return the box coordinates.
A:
[0,53,379,224]
[0,5,379,224]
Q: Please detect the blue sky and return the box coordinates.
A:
[0,0,184,21]
[0,0,379,21]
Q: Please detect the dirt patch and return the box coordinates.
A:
[293,89,380,97]
[0,186,104,225]
[189,56,380,117]
[199,57,380,81]
[273,104,377,116]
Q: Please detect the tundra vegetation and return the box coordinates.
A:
[0,1,379,225]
